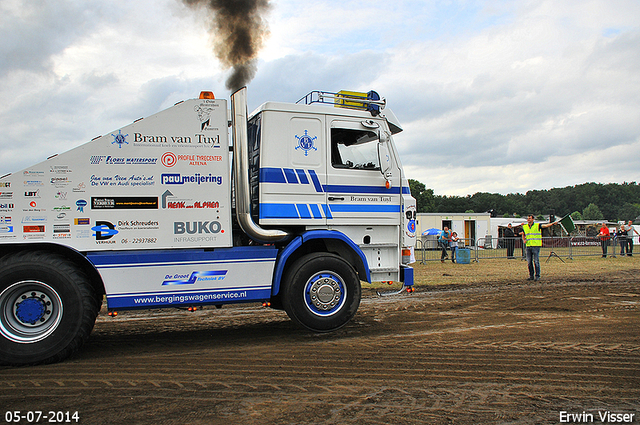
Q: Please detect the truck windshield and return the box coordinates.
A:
[331,128,380,170]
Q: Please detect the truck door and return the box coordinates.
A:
[326,119,402,226]
[257,113,328,226]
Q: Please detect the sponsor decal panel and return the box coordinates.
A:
[162,270,227,285]
[90,174,155,187]
[111,130,128,148]
[23,201,45,212]
[90,155,158,165]
[162,152,223,167]
[72,182,86,193]
[116,220,160,231]
[23,170,44,177]
[23,180,43,187]
[0,216,13,238]
[161,173,223,185]
[116,220,160,246]
[132,133,220,149]
[77,199,87,212]
[50,165,72,174]
[92,221,118,243]
[53,224,71,239]
[167,200,220,209]
[23,225,45,232]
[50,177,70,187]
[174,221,223,235]
[112,289,257,309]
[161,190,221,210]
[22,216,47,223]
[173,220,224,243]
[92,197,159,210]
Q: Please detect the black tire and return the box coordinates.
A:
[0,251,99,366]
[281,253,361,332]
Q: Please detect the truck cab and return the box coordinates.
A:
[247,90,415,283]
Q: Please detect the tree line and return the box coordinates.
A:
[408,180,640,222]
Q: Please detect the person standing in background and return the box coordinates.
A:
[439,226,451,263]
[450,232,459,263]
[504,223,515,259]
[625,220,639,256]
[597,223,610,258]
[617,226,627,256]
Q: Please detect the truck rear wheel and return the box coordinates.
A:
[0,251,99,366]
[282,253,361,332]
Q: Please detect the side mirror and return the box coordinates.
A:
[377,136,392,184]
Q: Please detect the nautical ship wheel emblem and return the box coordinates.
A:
[111,129,129,148]
[295,130,317,156]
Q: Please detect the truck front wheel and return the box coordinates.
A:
[282,253,361,332]
[0,251,99,366]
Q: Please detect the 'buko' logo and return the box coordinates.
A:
[174,221,222,234]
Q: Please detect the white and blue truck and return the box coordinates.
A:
[0,87,416,365]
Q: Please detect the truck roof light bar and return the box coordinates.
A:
[296,90,386,116]
[199,91,215,99]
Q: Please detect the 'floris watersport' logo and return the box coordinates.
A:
[90,155,157,165]
[161,173,223,185]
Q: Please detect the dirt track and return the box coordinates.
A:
[1,270,639,424]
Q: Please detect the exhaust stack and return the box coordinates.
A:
[231,87,290,243]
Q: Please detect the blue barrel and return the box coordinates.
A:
[456,248,471,264]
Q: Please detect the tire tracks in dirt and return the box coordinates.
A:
[1,277,638,424]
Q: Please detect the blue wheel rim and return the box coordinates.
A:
[303,271,347,317]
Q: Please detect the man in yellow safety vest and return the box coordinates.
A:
[521,214,560,281]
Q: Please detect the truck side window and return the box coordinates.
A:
[331,128,380,170]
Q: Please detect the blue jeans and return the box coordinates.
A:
[526,246,541,278]
[439,241,449,259]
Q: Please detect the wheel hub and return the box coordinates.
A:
[15,291,52,326]
[309,275,342,311]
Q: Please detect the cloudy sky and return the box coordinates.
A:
[1,0,639,196]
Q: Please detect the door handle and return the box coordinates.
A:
[328,196,345,201]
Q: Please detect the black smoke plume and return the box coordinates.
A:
[183,0,271,92]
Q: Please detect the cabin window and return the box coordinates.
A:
[330,128,380,170]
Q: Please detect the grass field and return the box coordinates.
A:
[407,254,640,287]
